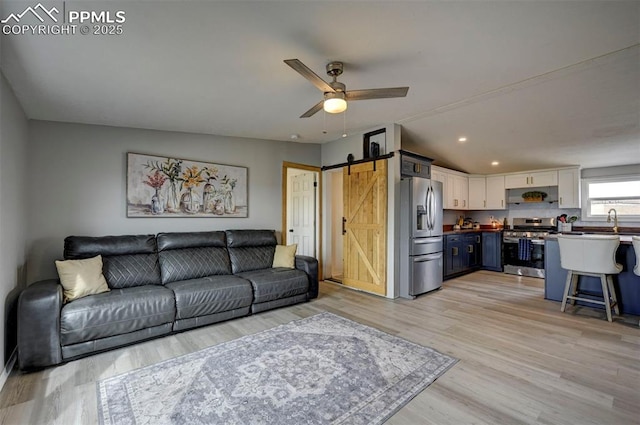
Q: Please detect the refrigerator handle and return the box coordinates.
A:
[426,185,433,230]
[428,184,435,230]
[413,252,442,262]
[424,185,430,230]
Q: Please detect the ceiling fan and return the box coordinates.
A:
[284,59,409,118]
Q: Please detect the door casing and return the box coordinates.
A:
[282,161,323,280]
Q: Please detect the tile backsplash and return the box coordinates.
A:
[444,205,640,228]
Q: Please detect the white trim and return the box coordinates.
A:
[0,348,18,392]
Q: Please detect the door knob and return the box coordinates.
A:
[289,229,294,232]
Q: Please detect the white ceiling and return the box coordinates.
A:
[1,1,638,174]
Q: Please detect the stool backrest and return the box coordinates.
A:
[632,236,640,276]
[557,235,621,274]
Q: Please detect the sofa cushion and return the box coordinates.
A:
[225,230,276,273]
[237,268,309,303]
[166,275,253,320]
[157,232,231,284]
[273,244,297,268]
[60,285,175,346]
[64,235,161,288]
[55,255,110,302]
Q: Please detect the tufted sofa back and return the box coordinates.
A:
[157,231,231,284]
[225,230,277,273]
[64,235,161,288]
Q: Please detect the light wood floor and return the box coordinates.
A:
[1,271,639,424]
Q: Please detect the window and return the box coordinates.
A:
[581,177,640,221]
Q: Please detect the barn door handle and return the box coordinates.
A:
[342,217,347,235]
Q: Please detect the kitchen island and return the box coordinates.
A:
[545,236,640,316]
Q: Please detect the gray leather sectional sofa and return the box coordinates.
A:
[17,229,318,370]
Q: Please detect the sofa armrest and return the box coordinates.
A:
[295,255,318,299]
[18,279,63,370]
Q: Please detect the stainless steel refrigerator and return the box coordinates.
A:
[399,156,443,299]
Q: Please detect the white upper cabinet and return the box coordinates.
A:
[468,176,506,210]
[468,177,486,209]
[432,166,468,210]
[485,175,506,209]
[434,166,575,211]
[557,168,580,208]
[448,173,468,210]
[504,170,558,189]
[431,167,447,185]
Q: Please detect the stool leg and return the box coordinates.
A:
[570,274,579,305]
[600,274,612,322]
[607,275,620,316]
[561,271,573,312]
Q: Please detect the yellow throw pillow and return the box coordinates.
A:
[55,255,110,302]
[273,244,297,268]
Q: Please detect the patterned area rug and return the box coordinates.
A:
[97,312,457,425]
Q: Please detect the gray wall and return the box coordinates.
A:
[0,72,28,376]
[27,120,320,283]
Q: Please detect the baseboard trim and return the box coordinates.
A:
[0,348,17,392]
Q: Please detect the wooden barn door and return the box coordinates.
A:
[342,160,387,295]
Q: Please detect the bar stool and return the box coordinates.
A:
[632,236,640,327]
[633,236,640,276]
[558,234,622,322]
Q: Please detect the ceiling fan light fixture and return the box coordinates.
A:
[323,92,347,114]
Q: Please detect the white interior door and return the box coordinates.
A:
[289,172,316,256]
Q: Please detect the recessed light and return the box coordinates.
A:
[491,161,499,166]
[458,137,467,143]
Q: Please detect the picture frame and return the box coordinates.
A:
[127,152,248,217]
[363,128,386,159]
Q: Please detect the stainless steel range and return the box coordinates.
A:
[503,217,556,278]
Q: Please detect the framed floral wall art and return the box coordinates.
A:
[127,152,248,217]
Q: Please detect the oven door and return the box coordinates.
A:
[503,237,545,277]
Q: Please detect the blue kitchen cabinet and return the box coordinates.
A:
[482,232,503,272]
[444,234,464,278]
[445,232,483,279]
[464,233,482,269]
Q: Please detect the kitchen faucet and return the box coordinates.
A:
[607,208,618,233]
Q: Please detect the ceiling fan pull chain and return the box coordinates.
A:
[342,109,347,138]
[322,109,327,134]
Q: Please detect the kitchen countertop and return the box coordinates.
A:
[442,224,502,235]
[545,232,637,244]
[443,228,503,235]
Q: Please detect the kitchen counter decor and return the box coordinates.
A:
[521,191,547,202]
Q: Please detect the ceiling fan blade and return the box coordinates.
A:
[345,87,409,101]
[284,59,335,93]
[300,100,324,118]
